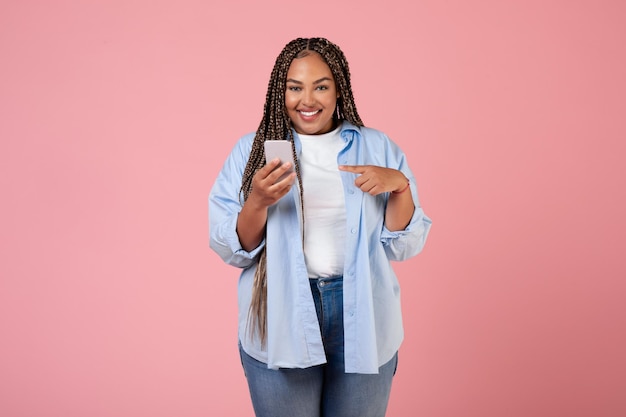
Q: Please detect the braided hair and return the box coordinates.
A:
[243,37,364,345]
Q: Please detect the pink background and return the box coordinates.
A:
[1,1,625,416]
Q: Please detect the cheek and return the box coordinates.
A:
[325,96,338,111]
[326,89,338,106]
[284,100,298,121]
[284,94,297,109]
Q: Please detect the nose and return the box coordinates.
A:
[302,88,315,107]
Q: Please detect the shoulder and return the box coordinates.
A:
[358,126,390,142]
[235,131,257,151]
[214,132,257,179]
[341,122,390,142]
[341,123,408,167]
[342,122,399,151]
[226,132,256,161]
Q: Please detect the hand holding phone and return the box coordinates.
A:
[264,140,296,182]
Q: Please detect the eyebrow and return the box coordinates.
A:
[286,77,333,85]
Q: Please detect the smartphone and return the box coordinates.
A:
[264,140,296,182]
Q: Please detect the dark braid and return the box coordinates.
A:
[242,38,364,345]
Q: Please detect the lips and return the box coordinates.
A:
[298,110,321,117]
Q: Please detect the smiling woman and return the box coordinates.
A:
[209,37,432,417]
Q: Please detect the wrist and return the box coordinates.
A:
[245,193,268,211]
[392,178,410,194]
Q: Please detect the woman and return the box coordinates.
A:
[209,37,431,417]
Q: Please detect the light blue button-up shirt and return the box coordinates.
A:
[209,121,431,374]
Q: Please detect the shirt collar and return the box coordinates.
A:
[292,120,361,154]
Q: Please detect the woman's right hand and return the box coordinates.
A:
[236,159,296,251]
[248,158,296,209]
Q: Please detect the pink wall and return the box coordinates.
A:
[1,1,624,416]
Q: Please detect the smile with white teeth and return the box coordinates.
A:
[299,110,320,116]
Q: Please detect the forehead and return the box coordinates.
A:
[286,53,334,81]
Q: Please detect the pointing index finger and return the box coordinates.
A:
[338,165,366,173]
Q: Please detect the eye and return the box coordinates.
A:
[287,86,301,92]
[316,85,329,91]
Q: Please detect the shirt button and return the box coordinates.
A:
[351,228,356,234]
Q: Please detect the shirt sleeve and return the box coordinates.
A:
[380,199,432,261]
[378,134,432,261]
[209,134,266,269]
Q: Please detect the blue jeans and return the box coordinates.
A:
[239,276,398,417]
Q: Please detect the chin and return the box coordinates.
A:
[308,123,334,135]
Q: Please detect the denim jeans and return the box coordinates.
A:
[239,276,398,417]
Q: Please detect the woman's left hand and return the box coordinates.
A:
[339,165,408,196]
[339,164,414,231]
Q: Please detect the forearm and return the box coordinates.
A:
[236,197,268,251]
[384,186,415,231]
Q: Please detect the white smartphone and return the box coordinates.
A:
[264,140,296,182]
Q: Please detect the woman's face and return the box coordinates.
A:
[285,53,339,135]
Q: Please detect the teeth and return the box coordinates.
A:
[300,110,319,116]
